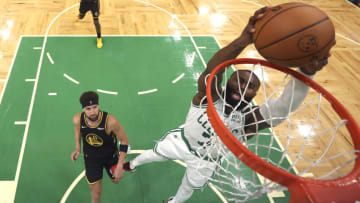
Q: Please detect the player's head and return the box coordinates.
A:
[225,70,260,110]
[80,91,100,121]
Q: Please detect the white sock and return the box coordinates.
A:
[173,175,194,203]
[131,149,167,168]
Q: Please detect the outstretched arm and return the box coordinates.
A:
[244,56,331,134]
[192,7,269,105]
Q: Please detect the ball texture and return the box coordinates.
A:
[253,2,336,67]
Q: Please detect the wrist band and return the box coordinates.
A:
[119,144,128,153]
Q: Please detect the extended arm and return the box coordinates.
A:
[192,7,268,105]
[244,57,330,134]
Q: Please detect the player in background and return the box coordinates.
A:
[71,91,129,203]
[76,0,103,48]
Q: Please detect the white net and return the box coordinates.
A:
[198,63,360,202]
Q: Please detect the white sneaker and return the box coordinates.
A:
[167,196,175,203]
[123,162,136,172]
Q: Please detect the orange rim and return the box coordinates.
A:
[206,58,360,202]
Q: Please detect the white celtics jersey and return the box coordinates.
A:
[183,99,245,158]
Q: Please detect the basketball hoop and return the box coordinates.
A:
[205,58,360,203]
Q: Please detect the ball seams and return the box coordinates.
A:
[257,17,329,51]
[253,4,317,43]
[260,32,335,62]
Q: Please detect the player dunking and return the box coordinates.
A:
[71,91,129,203]
[76,0,103,48]
[123,7,332,203]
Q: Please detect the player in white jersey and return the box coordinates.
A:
[123,6,333,203]
[183,98,248,160]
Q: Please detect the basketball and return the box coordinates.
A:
[253,2,336,67]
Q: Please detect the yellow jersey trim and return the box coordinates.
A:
[105,113,109,132]
[84,111,103,128]
[79,113,81,130]
[86,176,102,185]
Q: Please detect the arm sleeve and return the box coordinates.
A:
[259,68,315,126]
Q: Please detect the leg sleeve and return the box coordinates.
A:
[131,149,168,168]
[172,174,194,203]
[184,158,217,189]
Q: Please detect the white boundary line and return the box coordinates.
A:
[96,89,118,95]
[133,0,206,67]
[172,73,185,84]
[63,74,80,85]
[208,182,228,203]
[137,88,158,95]
[48,93,57,96]
[13,3,80,200]
[60,150,145,203]
[336,33,360,46]
[25,79,36,82]
[14,121,27,125]
[345,0,360,9]
[60,171,85,203]
[32,47,42,50]
[0,36,23,105]
[239,0,264,7]
[46,52,54,64]
[60,150,227,203]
